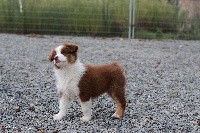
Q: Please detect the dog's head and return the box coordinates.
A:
[48,43,78,68]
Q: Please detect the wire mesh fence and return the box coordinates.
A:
[0,0,200,39]
[0,0,129,37]
[134,0,200,40]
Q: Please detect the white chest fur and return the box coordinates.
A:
[54,60,85,99]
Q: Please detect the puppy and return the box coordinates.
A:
[48,43,126,122]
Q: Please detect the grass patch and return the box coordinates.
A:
[136,0,177,33]
[136,30,178,40]
[0,0,129,37]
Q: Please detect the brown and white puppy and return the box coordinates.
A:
[48,43,126,122]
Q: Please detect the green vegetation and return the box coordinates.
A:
[0,0,129,36]
[0,0,199,39]
[135,0,200,40]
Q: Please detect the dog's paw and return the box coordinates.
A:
[111,113,121,119]
[53,114,63,121]
[80,116,91,122]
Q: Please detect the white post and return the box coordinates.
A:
[128,0,132,39]
[132,0,136,39]
[19,0,23,13]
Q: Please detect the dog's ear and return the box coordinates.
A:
[48,49,56,62]
[64,44,78,53]
[70,44,78,53]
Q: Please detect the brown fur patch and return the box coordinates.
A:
[78,62,126,117]
[61,44,78,64]
[48,49,56,62]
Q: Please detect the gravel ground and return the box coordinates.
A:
[0,33,200,133]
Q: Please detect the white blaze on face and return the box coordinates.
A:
[54,45,67,65]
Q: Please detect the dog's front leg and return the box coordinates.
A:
[80,99,92,122]
[53,92,71,121]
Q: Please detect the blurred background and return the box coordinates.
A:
[0,0,199,40]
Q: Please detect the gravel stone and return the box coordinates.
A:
[198,119,200,126]
[29,103,35,111]
[0,34,200,132]
[15,106,21,112]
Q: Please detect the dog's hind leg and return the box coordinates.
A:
[107,87,126,118]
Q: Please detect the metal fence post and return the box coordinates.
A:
[19,0,23,13]
[128,0,132,39]
[129,0,136,39]
[132,0,136,39]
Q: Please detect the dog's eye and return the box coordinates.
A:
[61,50,68,55]
[61,49,74,55]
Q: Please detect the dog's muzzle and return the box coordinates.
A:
[53,56,61,64]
